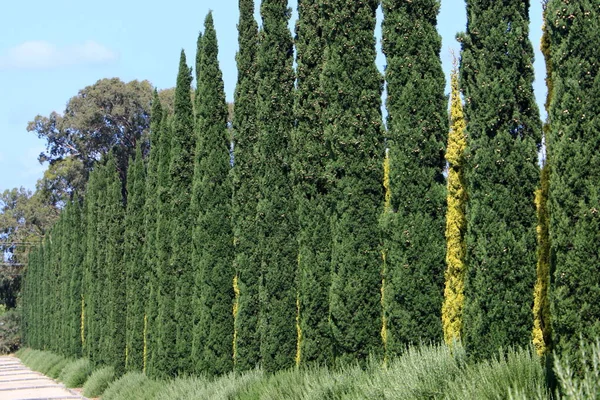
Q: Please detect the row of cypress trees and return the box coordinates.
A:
[21,0,599,380]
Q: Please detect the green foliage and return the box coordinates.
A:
[103,155,126,374]
[19,348,70,376]
[442,69,468,346]
[190,12,234,377]
[346,344,464,399]
[231,0,260,372]
[35,156,87,208]
[47,356,72,379]
[0,186,58,269]
[445,348,548,400]
[157,50,196,377]
[293,0,331,366]
[148,110,173,378]
[533,163,551,357]
[170,49,196,376]
[255,0,298,373]
[321,0,384,365]
[545,0,600,364]
[144,93,166,376]
[459,0,541,360]
[27,78,154,195]
[381,0,448,354]
[65,199,84,358]
[102,372,164,400]
[33,343,559,400]
[59,358,94,388]
[554,339,600,399]
[82,164,103,364]
[82,365,116,398]
[0,306,21,354]
[124,144,146,372]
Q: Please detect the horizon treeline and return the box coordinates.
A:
[21,0,600,379]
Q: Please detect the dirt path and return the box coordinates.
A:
[0,355,87,400]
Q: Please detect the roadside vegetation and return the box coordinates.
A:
[15,340,600,399]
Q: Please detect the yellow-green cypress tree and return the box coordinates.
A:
[532,163,551,357]
[442,68,467,346]
[531,13,553,358]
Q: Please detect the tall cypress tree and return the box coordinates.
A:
[546,0,600,361]
[125,144,146,371]
[96,163,112,366]
[49,204,64,353]
[155,51,195,377]
[42,237,52,349]
[532,14,553,358]
[321,0,384,364]
[104,155,126,375]
[460,0,541,360]
[57,204,71,356]
[68,198,85,358]
[255,0,297,373]
[190,12,234,376]
[83,163,105,364]
[143,91,163,374]
[293,0,331,366]
[148,111,172,378]
[442,68,468,346]
[170,50,196,376]
[381,0,448,353]
[533,162,551,356]
[232,0,260,372]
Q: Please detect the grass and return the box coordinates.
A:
[19,340,600,400]
[445,347,549,400]
[59,358,95,388]
[46,355,72,379]
[554,338,600,399]
[82,365,116,397]
[101,371,164,400]
[17,348,71,377]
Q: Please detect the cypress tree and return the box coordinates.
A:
[532,163,551,356]
[124,144,146,371]
[23,248,34,346]
[56,205,71,356]
[83,166,101,362]
[532,15,553,358]
[104,155,126,375]
[67,198,85,358]
[143,91,163,374]
[82,163,109,364]
[156,50,195,377]
[255,0,298,373]
[190,12,233,376]
[232,0,260,372]
[546,0,600,361]
[381,0,448,352]
[49,205,64,353]
[321,0,384,364]
[95,163,111,365]
[32,245,43,349]
[171,50,196,376]
[293,0,332,366]
[42,241,51,349]
[460,0,541,359]
[442,68,468,346]
[148,111,172,378]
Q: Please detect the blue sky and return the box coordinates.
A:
[0,0,545,192]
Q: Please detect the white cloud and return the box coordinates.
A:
[0,40,118,70]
